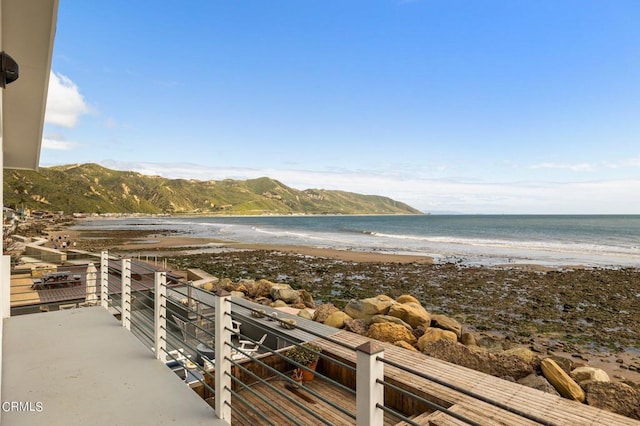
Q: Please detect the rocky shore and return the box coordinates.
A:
[67,226,640,418]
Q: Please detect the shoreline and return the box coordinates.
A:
[39,224,640,383]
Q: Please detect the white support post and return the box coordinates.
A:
[214,290,232,422]
[100,251,109,309]
[121,258,131,330]
[356,341,385,426]
[154,271,167,362]
[1,255,10,319]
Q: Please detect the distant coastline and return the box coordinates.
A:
[71,214,640,268]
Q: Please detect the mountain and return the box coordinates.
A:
[3,164,423,215]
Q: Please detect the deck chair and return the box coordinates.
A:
[232,333,267,360]
[172,315,196,343]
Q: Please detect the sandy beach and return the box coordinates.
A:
[42,225,640,383]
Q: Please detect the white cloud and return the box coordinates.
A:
[42,138,79,151]
[612,157,640,168]
[529,162,595,172]
[45,71,90,127]
[95,160,640,214]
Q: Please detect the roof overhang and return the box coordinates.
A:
[2,0,59,170]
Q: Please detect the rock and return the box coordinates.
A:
[291,301,306,309]
[297,309,313,320]
[202,282,215,292]
[517,374,560,396]
[396,294,420,304]
[298,289,316,308]
[431,314,462,338]
[394,340,418,352]
[387,302,430,328]
[270,284,300,304]
[460,332,477,346]
[367,322,417,345]
[229,291,245,298]
[570,366,610,387]
[417,328,458,351]
[324,311,351,329]
[250,279,274,298]
[476,335,505,353]
[540,358,585,402]
[548,355,573,374]
[232,282,248,294]
[343,318,367,335]
[313,304,340,323]
[502,347,539,367]
[584,382,640,420]
[344,295,395,323]
[219,277,233,290]
[371,314,413,330]
[272,300,288,308]
[422,339,536,381]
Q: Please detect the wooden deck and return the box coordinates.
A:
[231,376,400,426]
[317,331,639,426]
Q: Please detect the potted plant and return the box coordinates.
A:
[285,342,322,381]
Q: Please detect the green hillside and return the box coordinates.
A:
[3,164,423,215]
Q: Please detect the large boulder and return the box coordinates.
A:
[371,314,412,330]
[387,302,430,328]
[297,309,313,320]
[417,328,458,351]
[396,294,420,304]
[272,300,288,308]
[249,279,274,298]
[584,382,640,420]
[367,322,417,345]
[324,311,351,329]
[460,332,477,346]
[570,366,610,387]
[421,339,536,381]
[540,358,585,402]
[476,335,505,353]
[502,347,539,367]
[344,295,395,323]
[343,317,368,335]
[430,314,462,338]
[270,284,300,304]
[298,290,316,308]
[394,340,419,352]
[517,374,560,396]
[313,304,340,323]
[219,277,233,291]
[548,355,573,374]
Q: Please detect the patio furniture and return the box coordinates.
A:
[233,333,267,360]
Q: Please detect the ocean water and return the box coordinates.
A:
[73,215,640,268]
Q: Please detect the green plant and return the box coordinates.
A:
[285,342,322,366]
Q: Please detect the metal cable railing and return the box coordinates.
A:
[7,248,572,425]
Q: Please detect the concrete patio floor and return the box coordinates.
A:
[1,307,227,425]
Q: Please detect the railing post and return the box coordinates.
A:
[100,250,109,309]
[214,289,232,422]
[2,255,10,319]
[121,258,131,330]
[356,341,385,426]
[154,271,167,362]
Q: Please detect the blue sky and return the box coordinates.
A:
[42,1,640,214]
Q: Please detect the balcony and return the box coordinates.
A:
[2,250,638,425]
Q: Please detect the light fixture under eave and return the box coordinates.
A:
[0,51,20,88]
